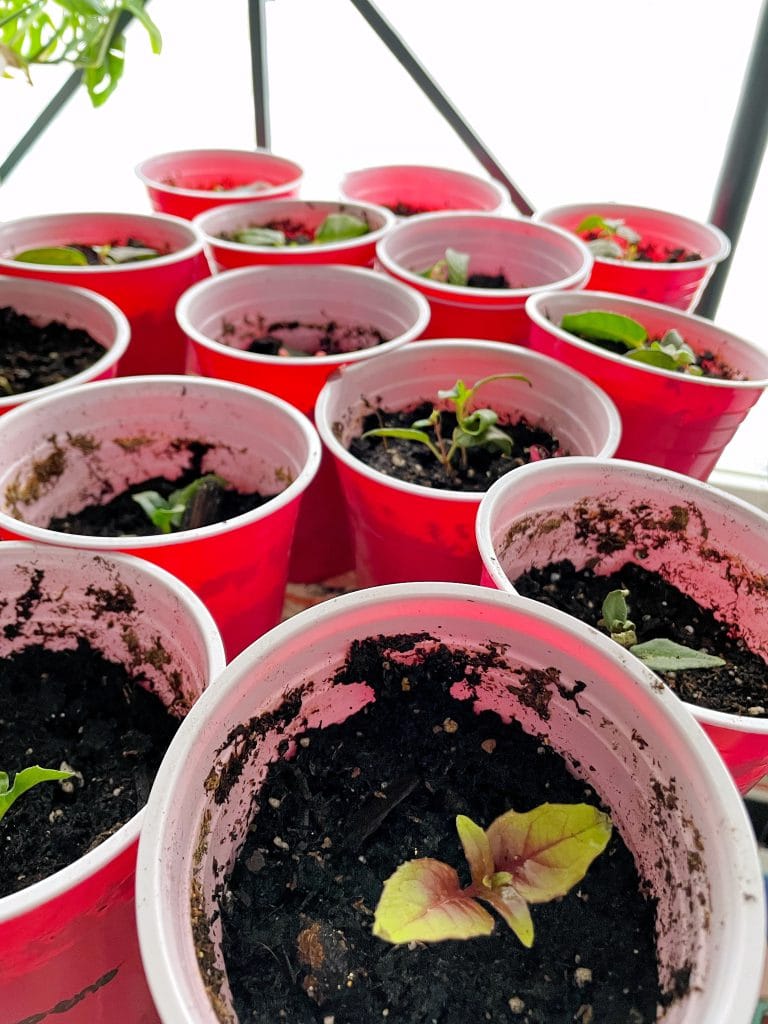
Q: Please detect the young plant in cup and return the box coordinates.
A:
[421,246,510,288]
[223,211,371,248]
[576,214,702,263]
[0,766,75,822]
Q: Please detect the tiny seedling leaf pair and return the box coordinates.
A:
[561,310,703,375]
[373,802,611,947]
[575,215,641,260]
[599,589,726,671]
[362,373,530,474]
[421,248,470,286]
[132,474,229,534]
[0,766,75,824]
[232,212,370,248]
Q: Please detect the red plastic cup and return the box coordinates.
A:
[314,339,620,587]
[535,202,730,311]
[476,457,768,794]
[194,198,395,273]
[0,543,224,1024]
[525,290,768,480]
[0,376,321,659]
[135,148,304,220]
[177,264,430,582]
[375,212,592,342]
[339,163,510,216]
[0,275,130,416]
[0,211,210,376]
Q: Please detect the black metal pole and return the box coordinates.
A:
[347,0,535,216]
[696,0,768,319]
[248,0,271,149]
[0,69,82,185]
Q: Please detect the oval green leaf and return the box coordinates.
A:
[456,814,493,887]
[560,311,648,347]
[629,638,726,671]
[13,246,90,266]
[314,213,369,243]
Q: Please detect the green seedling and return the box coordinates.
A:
[132,474,229,534]
[421,247,470,285]
[13,242,162,266]
[0,765,75,823]
[230,212,370,248]
[575,215,641,260]
[362,373,530,475]
[0,0,161,107]
[561,310,704,375]
[373,802,611,946]
[599,588,726,671]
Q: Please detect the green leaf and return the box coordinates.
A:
[599,589,630,632]
[120,0,161,53]
[372,858,494,944]
[587,238,625,259]
[0,765,75,823]
[478,882,535,948]
[561,311,648,348]
[101,244,160,263]
[445,247,469,285]
[481,424,514,455]
[629,638,726,672]
[486,802,612,904]
[456,814,493,888]
[575,215,609,234]
[625,348,680,371]
[362,427,434,446]
[458,407,499,437]
[168,473,228,509]
[13,246,89,266]
[313,213,369,243]
[232,227,286,247]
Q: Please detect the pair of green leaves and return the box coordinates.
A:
[561,310,703,375]
[421,247,470,286]
[373,802,611,946]
[13,243,161,266]
[231,213,370,248]
[599,589,726,672]
[131,473,228,534]
[362,373,530,473]
[0,765,74,823]
[0,0,161,107]
[575,215,641,260]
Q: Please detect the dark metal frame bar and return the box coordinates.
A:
[248,0,270,149]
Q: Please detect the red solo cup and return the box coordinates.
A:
[0,543,224,1024]
[177,264,430,582]
[525,290,768,480]
[0,211,210,376]
[0,376,321,659]
[476,457,768,794]
[194,198,395,273]
[135,582,764,1024]
[135,148,304,220]
[314,339,620,587]
[339,163,510,216]
[0,275,130,415]
[375,212,592,343]
[535,202,730,311]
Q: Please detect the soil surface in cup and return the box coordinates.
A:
[513,560,768,717]
[221,317,387,358]
[0,306,104,395]
[218,635,662,1022]
[387,201,432,217]
[349,402,565,492]
[0,634,180,896]
[47,441,273,537]
[578,225,701,263]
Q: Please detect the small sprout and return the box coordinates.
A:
[0,765,75,823]
[561,311,705,376]
[372,802,611,947]
[231,227,288,247]
[421,247,470,285]
[362,373,531,477]
[575,215,641,258]
[132,474,229,534]
[599,589,726,671]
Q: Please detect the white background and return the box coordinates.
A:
[2,0,767,476]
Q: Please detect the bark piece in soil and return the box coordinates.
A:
[467,271,510,288]
[0,306,104,396]
[218,636,661,1023]
[47,441,273,537]
[349,402,566,492]
[512,559,768,717]
[0,638,179,896]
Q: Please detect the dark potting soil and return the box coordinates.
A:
[349,402,565,492]
[387,201,431,217]
[219,636,661,1023]
[47,442,272,537]
[0,638,179,897]
[0,305,104,396]
[467,271,511,288]
[512,559,768,717]
[244,319,387,357]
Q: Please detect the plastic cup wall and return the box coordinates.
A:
[339,163,510,215]
[375,212,592,342]
[475,457,768,793]
[0,212,210,375]
[314,340,621,587]
[525,291,768,480]
[135,584,765,1024]
[0,543,224,1024]
[0,377,321,659]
